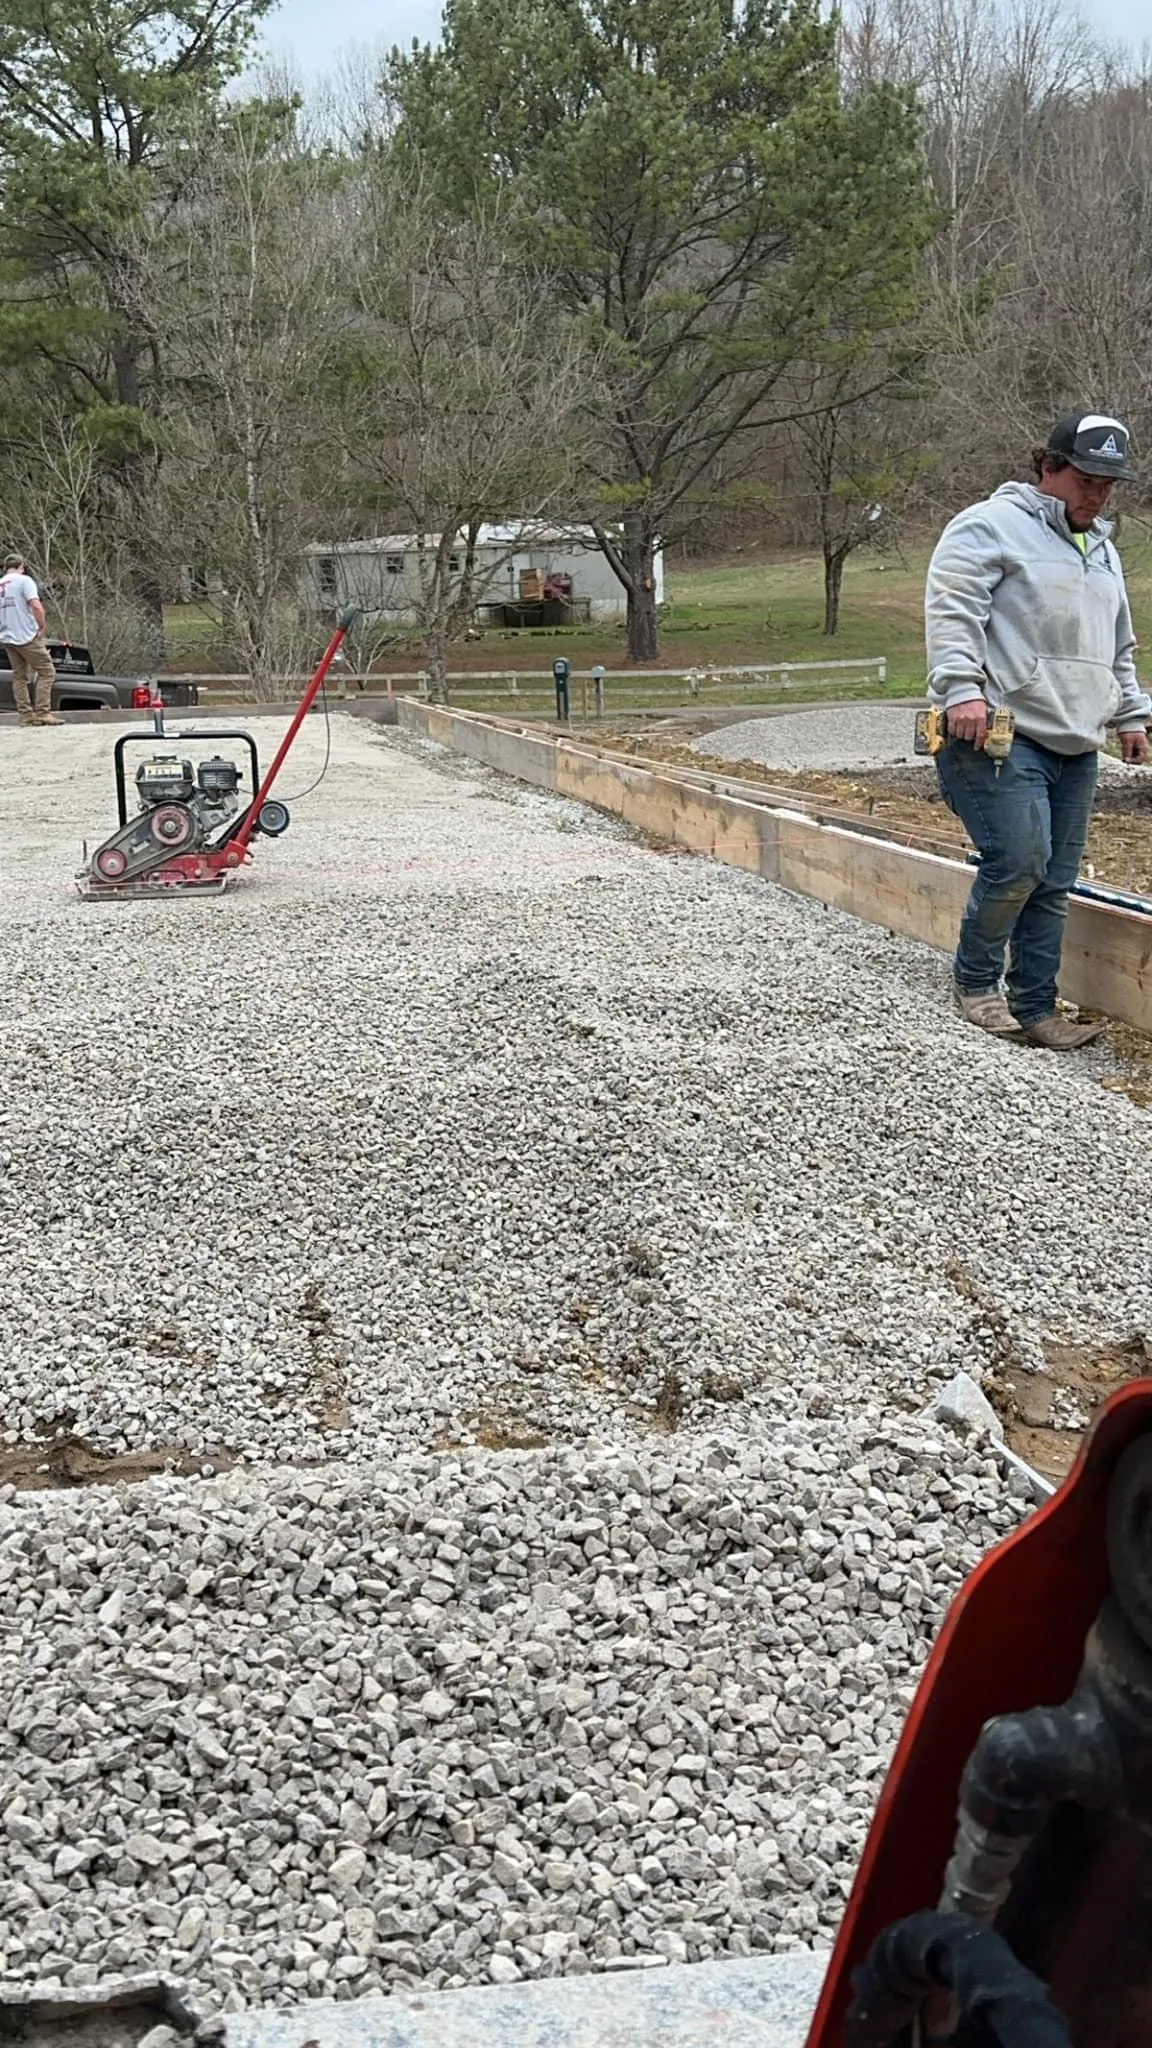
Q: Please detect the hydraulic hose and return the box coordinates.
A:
[846,1912,1071,2048]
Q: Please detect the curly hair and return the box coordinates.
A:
[1031,448,1071,481]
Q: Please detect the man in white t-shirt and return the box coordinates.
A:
[0,554,61,726]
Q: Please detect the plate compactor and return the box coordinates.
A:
[810,1380,1152,2048]
[78,607,359,900]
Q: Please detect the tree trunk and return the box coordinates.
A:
[623,512,659,663]
[112,338,167,665]
[425,612,448,704]
[823,546,847,637]
[241,605,276,703]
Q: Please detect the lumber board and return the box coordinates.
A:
[1063,897,1152,1023]
[555,749,765,875]
[769,814,971,954]
[398,698,558,791]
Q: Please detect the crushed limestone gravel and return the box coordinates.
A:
[0,715,1148,1472]
[691,706,921,773]
[0,710,1148,2011]
[693,701,1149,786]
[0,1428,1023,2008]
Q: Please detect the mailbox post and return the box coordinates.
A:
[553,657,571,724]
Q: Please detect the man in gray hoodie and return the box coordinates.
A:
[925,412,1151,1049]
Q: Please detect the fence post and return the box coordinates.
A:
[592,664,605,717]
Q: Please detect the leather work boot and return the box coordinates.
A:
[1020,1013,1105,1050]
[952,986,1022,1037]
[33,711,63,726]
[17,709,37,726]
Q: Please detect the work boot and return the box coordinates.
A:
[1019,1013,1105,1050]
[33,711,63,726]
[17,708,37,726]
[952,986,1022,1037]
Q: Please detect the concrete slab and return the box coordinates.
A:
[227,1953,828,2048]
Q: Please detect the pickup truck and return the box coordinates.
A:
[0,641,199,713]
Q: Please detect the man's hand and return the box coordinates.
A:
[947,698,988,749]
[1121,728,1151,765]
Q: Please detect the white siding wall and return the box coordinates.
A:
[300,538,663,622]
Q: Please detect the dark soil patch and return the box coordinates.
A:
[652,1368,687,1431]
[990,1335,1152,1483]
[297,1282,352,1432]
[0,1426,236,1492]
[434,1413,551,1452]
[473,1417,551,1450]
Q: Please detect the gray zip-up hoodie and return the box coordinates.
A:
[925,481,1151,754]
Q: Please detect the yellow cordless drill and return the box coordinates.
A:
[915,704,1015,773]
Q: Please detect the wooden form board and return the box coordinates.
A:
[396,699,1152,1031]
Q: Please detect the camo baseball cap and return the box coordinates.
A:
[1046,412,1139,481]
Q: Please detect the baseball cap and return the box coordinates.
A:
[1046,412,1139,481]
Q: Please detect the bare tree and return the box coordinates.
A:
[131,108,354,695]
[839,0,1142,510]
[348,160,596,701]
[996,75,1152,447]
[785,356,931,633]
[0,382,167,668]
[842,0,1104,298]
[2,396,98,627]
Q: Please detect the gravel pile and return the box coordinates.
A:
[0,712,1146,2014]
[1,716,1149,1475]
[0,1427,1022,2009]
[692,703,1152,786]
[692,706,921,773]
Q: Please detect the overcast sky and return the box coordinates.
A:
[258,0,1147,84]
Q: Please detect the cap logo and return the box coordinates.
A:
[1091,433,1122,458]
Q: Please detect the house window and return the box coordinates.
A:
[385,553,404,575]
[317,557,337,599]
[449,555,461,573]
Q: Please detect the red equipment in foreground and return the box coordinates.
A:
[79,608,359,899]
[808,1379,1152,2047]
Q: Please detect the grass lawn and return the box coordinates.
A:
[162,521,1152,715]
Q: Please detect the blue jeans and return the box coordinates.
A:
[937,734,1097,1024]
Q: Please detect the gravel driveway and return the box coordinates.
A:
[0,712,1148,2011]
[691,705,922,772]
[691,701,1152,787]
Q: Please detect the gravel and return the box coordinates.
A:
[0,1427,1023,2009]
[691,702,1152,785]
[691,706,921,773]
[1,709,1149,2010]
[1,714,1149,1471]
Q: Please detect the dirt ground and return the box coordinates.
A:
[992,1337,1152,1483]
[944,1254,1152,1485]
[0,1424,236,1491]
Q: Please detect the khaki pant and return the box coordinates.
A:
[3,635,56,716]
